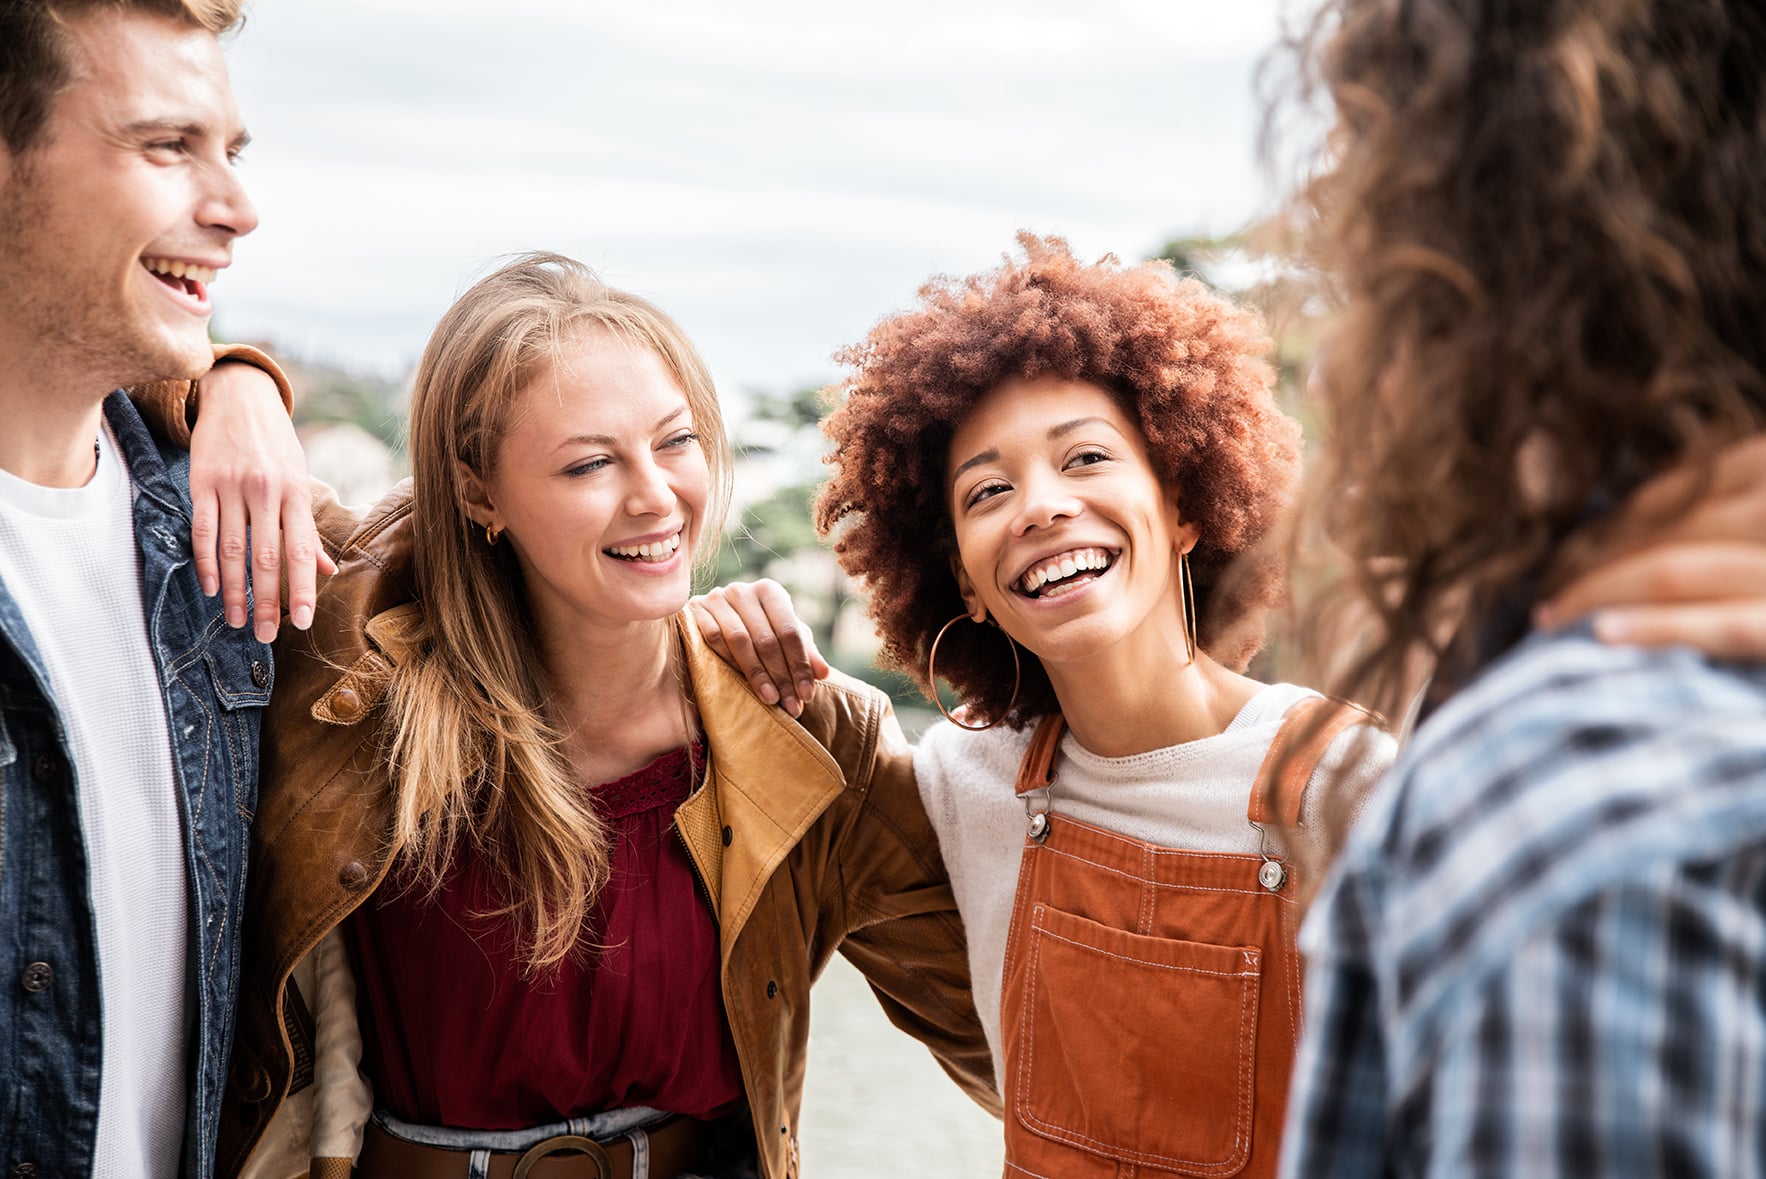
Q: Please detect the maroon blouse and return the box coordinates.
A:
[344,742,746,1129]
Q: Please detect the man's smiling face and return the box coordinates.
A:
[0,6,257,389]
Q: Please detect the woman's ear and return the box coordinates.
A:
[1168,499,1200,557]
[949,558,989,625]
[455,459,501,532]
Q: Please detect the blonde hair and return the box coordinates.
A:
[390,251,731,972]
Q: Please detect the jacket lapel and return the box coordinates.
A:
[674,610,847,948]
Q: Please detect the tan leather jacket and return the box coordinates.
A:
[214,482,999,1179]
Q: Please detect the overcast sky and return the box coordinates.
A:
[214,0,1303,406]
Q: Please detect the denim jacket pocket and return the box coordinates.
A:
[203,640,273,818]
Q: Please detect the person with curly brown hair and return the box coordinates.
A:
[816,233,1395,1179]
[1276,1,1766,1175]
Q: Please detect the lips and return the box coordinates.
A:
[141,256,218,305]
[605,530,683,563]
[1013,546,1116,598]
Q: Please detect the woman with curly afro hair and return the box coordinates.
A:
[816,233,1394,1179]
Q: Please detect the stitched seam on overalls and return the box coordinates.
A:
[1037,844,1269,894]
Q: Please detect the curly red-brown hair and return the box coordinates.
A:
[816,233,1302,727]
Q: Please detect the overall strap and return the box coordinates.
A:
[1014,713,1067,797]
[1247,696,1370,827]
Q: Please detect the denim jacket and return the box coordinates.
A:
[0,393,272,1178]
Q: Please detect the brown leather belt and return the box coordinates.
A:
[358,1115,712,1179]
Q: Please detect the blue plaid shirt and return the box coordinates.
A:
[1281,629,1766,1179]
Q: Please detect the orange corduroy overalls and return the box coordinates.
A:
[998,697,1361,1179]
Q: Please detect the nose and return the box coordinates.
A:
[1010,469,1081,536]
[199,160,259,240]
[625,453,676,517]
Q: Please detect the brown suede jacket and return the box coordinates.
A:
[209,481,998,1179]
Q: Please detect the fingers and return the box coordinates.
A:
[691,580,827,716]
[281,482,323,633]
[1623,434,1766,525]
[736,579,823,716]
[1542,541,1766,625]
[190,484,221,598]
[1540,542,1766,659]
[693,588,783,707]
[249,473,283,643]
[1590,602,1766,659]
[217,493,251,632]
[688,597,745,678]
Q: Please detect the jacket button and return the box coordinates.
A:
[251,660,270,689]
[766,979,778,999]
[30,753,59,784]
[20,962,53,993]
[13,1163,39,1178]
[338,861,370,890]
[721,825,733,846]
[330,687,362,720]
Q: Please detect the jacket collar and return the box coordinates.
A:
[675,608,847,936]
[102,391,188,521]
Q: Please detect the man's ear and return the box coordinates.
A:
[454,459,501,532]
[949,557,988,624]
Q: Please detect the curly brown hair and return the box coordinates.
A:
[1282,0,1766,720]
[817,233,1302,727]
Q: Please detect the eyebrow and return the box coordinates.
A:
[555,407,688,451]
[123,119,252,153]
[948,416,1121,487]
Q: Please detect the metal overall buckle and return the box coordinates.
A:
[511,1134,615,1179]
[1249,820,1287,892]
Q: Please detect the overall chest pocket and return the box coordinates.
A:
[1011,902,1261,1176]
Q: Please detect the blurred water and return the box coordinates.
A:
[799,954,1003,1176]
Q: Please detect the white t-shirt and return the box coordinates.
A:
[0,424,189,1176]
[914,682,1396,1084]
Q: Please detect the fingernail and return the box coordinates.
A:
[292,604,313,630]
[227,606,246,628]
[1591,611,1630,643]
[255,620,278,644]
[785,696,802,718]
[201,576,217,597]
[758,682,780,705]
[797,679,815,701]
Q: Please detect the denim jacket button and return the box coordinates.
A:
[20,962,52,993]
[12,1162,39,1178]
[30,752,59,784]
[338,861,370,891]
[251,660,270,689]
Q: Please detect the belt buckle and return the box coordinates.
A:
[511,1134,616,1179]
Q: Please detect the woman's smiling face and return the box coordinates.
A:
[945,375,1197,672]
[463,328,711,637]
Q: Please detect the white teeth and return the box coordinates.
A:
[143,258,218,285]
[1019,547,1111,594]
[608,533,682,560]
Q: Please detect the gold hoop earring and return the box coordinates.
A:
[927,613,1021,732]
[485,523,502,547]
[1179,549,1197,664]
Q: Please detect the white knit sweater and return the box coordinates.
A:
[914,682,1395,1086]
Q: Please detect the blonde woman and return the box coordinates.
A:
[200,253,992,1179]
